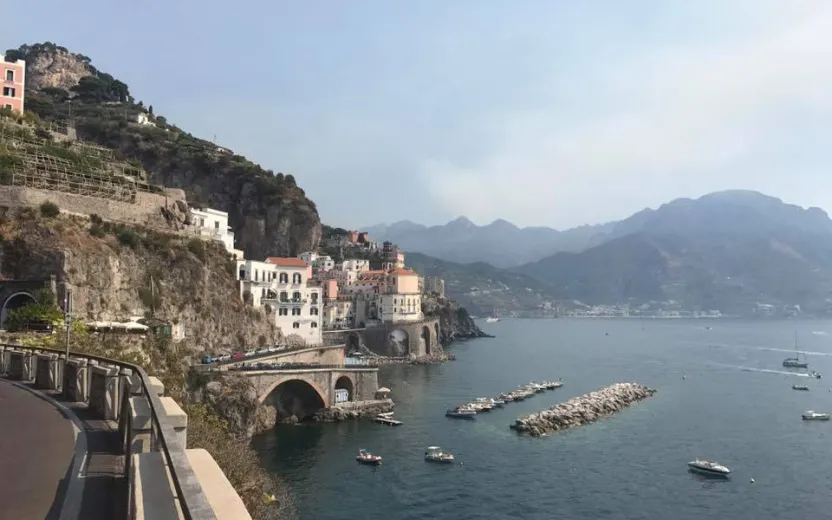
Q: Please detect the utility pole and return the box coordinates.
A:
[62,290,72,393]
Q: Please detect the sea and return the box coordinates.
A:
[252,319,832,520]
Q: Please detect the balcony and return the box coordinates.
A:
[278,299,307,306]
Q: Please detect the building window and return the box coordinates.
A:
[279,291,288,302]
[311,293,318,304]
[292,308,301,316]
[238,268,246,280]
[293,322,300,329]
[311,322,318,328]
[5,70,13,82]
[279,308,288,316]
[2,87,15,97]
[310,307,319,316]
[293,273,302,284]
[3,104,11,110]
[292,292,301,301]
[279,273,288,283]
[214,221,219,229]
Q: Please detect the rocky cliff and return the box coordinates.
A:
[9,42,322,259]
[422,296,491,345]
[0,207,278,352]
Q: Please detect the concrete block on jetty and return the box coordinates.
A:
[510,383,656,437]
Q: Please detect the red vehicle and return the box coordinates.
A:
[231,352,246,361]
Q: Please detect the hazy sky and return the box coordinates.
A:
[7,1,832,229]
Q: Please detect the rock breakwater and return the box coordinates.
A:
[510,383,656,437]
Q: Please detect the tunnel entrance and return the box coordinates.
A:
[1,292,37,329]
[264,379,327,422]
[334,376,354,403]
[421,325,431,355]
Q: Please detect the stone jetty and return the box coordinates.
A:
[510,383,656,437]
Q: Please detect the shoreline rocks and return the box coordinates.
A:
[312,399,394,422]
[510,382,656,437]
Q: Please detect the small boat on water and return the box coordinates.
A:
[802,410,831,421]
[793,385,810,391]
[484,307,500,323]
[356,449,382,465]
[446,406,477,419]
[499,393,515,403]
[475,397,504,408]
[810,371,823,379]
[688,459,731,477]
[425,446,455,463]
[783,332,809,368]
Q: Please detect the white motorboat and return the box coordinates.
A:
[467,401,494,412]
[425,446,455,463]
[356,449,382,465]
[792,385,810,391]
[688,459,731,477]
[475,397,504,408]
[802,410,830,421]
[446,406,477,419]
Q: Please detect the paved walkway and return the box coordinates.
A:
[0,379,125,520]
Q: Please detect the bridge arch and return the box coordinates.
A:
[388,328,409,356]
[335,375,354,402]
[1,291,37,328]
[261,378,328,421]
[421,325,432,355]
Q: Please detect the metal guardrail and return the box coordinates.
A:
[0,343,218,520]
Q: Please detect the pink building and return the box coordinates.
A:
[2,56,25,114]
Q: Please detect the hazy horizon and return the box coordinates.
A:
[7,1,832,229]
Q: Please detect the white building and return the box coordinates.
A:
[236,259,278,307]
[299,251,335,273]
[261,257,322,346]
[189,207,242,258]
[136,113,155,126]
[322,299,355,329]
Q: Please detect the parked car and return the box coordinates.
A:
[202,355,214,364]
[231,352,246,361]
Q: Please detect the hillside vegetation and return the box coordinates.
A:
[7,42,321,259]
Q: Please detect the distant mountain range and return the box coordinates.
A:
[364,218,613,268]
[374,191,832,317]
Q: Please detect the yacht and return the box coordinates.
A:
[792,385,810,391]
[468,401,494,412]
[425,446,455,463]
[484,307,500,323]
[802,410,830,421]
[499,393,515,403]
[445,406,477,419]
[356,449,383,465]
[475,397,504,408]
[688,459,731,477]
[783,332,809,368]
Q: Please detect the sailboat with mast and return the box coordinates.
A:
[485,307,500,323]
[783,332,809,369]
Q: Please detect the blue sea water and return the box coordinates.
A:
[252,319,832,520]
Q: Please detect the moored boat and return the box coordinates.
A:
[687,459,731,477]
[446,406,477,419]
[783,332,809,368]
[802,410,830,421]
[356,449,382,465]
[425,446,455,463]
[792,385,810,391]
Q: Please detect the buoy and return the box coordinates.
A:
[682,374,686,380]
[750,478,755,483]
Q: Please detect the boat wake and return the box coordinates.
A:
[812,331,828,336]
[704,343,832,357]
[715,364,811,377]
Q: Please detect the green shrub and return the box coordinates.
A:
[116,226,141,248]
[187,238,207,261]
[39,201,60,218]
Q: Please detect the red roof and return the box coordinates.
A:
[389,268,417,276]
[265,257,308,268]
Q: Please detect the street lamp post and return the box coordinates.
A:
[62,290,71,393]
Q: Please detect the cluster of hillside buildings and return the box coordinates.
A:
[186,207,444,346]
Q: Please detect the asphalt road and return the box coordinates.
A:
[0,379,76,520]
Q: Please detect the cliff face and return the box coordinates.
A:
[10,43,93,91]
[13,42,322,259]
[422,296,491,345]
[0,208,278,352]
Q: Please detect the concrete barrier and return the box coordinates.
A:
[7,351,24,380]
[22,351,36,381]
[186,449,253,520]
[35,354,61,390]
[64,358,89,402]
[160,397,188,450]
[130,452,180,520]
[90,365,120,420]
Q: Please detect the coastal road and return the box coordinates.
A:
[0,379,76,520]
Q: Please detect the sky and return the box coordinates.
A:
[7,1,832,230]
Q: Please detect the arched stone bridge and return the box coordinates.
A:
[239,367,380,420]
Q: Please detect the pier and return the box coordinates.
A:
[511,382,656,437]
